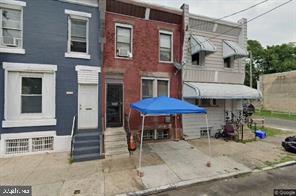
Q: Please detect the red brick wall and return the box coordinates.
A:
[102,12,183,137]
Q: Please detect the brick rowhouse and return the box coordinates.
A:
[102,0,184,140]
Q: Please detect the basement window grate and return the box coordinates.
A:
[6,138,29,154]
[143,130,155,140]
[32,136,54,152]
[200,129,211,138]
[157,129,169,140]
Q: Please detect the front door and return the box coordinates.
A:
[78,84,98,129]
[107,83,123,127]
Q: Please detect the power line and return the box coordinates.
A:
[190,0,270,29]
[194,0,294,46]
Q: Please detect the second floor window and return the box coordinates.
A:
[65,9,91,59]
[159,31,173,62]
[224,57,234,68]
[192,52,205,66]
[0,7,22,48]
[192,53,200,66]
[70,17,88,53]
[116,24,132,58]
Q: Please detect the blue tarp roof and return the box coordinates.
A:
[131,96,207,115]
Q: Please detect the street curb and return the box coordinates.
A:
[253,160,296,173]
[117,170,252,196]
[117,161,296,196]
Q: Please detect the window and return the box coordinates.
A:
[192,52,205,66]
[157,80,169,97]
[159,31,173,62]
[21,77,42,113]
[65,9,91,59]
[32,136,54,152]
[192,53,200,65]
[5,138,29,154]
[116,24,132,58]
[224,57,233,68]
[70,18,87,53]
[2,62,57,128]
[197,99,218,107]
[4,135,55,155]
[0,1,25,54]
[157,129,169,140]
[142,79,153,99]
[142,78,169,99]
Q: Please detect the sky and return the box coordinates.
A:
[137,0,296,47]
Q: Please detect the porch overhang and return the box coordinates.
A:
[191,35,216,55]
[223,40,248,58]
[183,82,261,99]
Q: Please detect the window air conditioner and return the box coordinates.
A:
[118,48,130,57]
[2,37,18,47]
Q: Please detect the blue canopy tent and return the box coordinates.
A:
[129,96,212,175]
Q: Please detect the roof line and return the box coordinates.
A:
[117,0,183,15]
[189,14,240,28]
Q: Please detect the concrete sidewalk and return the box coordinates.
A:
[0,141,252,196]
[140,141,250,190]
[0,137,295,196]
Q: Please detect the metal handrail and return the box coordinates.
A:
[70,115,77,159]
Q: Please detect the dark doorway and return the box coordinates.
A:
[106,83,123,127]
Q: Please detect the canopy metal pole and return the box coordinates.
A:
[205,114,212,166]
[128,108,131,133]
[138,115,145,175]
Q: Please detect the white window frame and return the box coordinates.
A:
[115,23,133,59]
[141,77,170,99]
[20,73,43,115]
[159,30,173,63]
[2,62,57,128]
[0,0,26,54]
[64,9,91,59]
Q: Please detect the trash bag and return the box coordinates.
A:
[282,136,296,154]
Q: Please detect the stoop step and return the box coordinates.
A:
[104,127,129,159]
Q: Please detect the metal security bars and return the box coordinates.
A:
[32,137,54,152]
[5,138,29,154]
[5,137,54,155]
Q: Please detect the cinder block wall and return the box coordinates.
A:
[260,71,296,113]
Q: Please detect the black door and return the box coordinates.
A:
[107,83,123,127]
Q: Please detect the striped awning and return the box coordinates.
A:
[184,82,261,99]
[223,40,248,58]
[191,35,216,55]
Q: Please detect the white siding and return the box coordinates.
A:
[183,17,247,84]
[182,99,243,139]
[182,100,225,139]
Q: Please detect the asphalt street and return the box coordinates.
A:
[264,117,296,132]
[153,165,296,196]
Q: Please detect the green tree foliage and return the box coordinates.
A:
[245,41,296,88]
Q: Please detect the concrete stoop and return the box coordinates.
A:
[72,130,101,162]
[104,127,129,159]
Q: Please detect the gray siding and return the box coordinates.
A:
[183,17,247,84]
[0,0,102,136]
